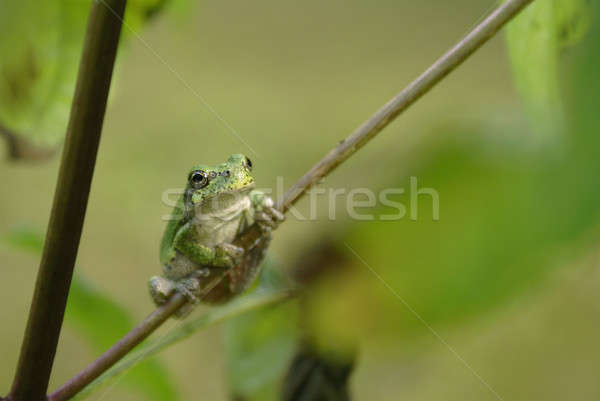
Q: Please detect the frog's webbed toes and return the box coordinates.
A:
[215,243,244,267]
[219,243,244,257]
[268,207,285,223]
[250,191,284,231]
[255,204,285,232]
[173,281,199,318]
[174,277,201,304]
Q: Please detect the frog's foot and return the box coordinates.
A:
[214,243,244,268]
[251,193,285,232]
[256,204,285,233]
[149,276,176,306]
[174,276,201,304]
[163,275,203,319]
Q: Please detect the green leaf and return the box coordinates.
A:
[81,283,293,397]
[3,227,178,401]
[505,0,591,139]
[0,0,187,157]
[3,225,45,254]
[0,0,90,150]
[304,103,600,348]
[225,263,300,401]
[554,0,592,47]
[66,275,179,401]
[225,301,300,401]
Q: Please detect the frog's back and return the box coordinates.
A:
[159,194,186,265]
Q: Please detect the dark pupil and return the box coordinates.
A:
[246,158,252,168]
[192,172,205,182]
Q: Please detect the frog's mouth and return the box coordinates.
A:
[200,182,255,210]
[216,181,255,196]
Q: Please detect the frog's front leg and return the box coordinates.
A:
[214,243,245,267]
[173,222,217,266]
[250,190,285,232]
[171,223,244,304]
[174,222,243,267]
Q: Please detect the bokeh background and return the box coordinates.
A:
[1,0,599,400]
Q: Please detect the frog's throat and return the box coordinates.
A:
[198,186,254,212]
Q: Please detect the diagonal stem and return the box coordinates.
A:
[47,294,186,401]
[46,0,535,399]
[5,1,127,401]
[278,0,534,213]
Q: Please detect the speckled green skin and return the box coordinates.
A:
[149,154,283,316]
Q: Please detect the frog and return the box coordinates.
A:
[149,154,284,316]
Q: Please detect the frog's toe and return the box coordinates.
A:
[256,212,276,232]
[257,207,284,231]
[218,243,244,258]
[267,207,285,223]
[262,196,274,208]
[175,277,200,304]
[215,243,244,267]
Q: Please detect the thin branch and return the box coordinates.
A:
[45,0,534,399]
[6,1,127,401]
[72,289,294,400]
[277,0,534,213]
[47,294,186,401]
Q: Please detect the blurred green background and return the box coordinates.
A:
[2,0,600,400]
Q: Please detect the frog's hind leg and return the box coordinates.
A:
[171,276,202,318]
[150,274,203,317]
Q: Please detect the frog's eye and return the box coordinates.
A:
[244,157,253,171]
[188,170,209,189]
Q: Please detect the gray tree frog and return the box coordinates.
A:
[149,154,284,316]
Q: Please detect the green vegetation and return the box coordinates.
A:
[1,0,599,400]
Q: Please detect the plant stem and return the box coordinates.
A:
[277,0,534,213]
[47,294,186,401]
[71,290,294,400]
[5,1,126,401]
[45,0,534,399]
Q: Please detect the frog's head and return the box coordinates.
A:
[185,154,255,209]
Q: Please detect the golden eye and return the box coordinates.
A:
[188,170,209,189]
[244,157,253,171]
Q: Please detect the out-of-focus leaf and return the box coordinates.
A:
[281,346,355,401]
[3,227,178,401]
[3,225,45,254]
[0,0,89,155]
[66,275,178,401]
[225,261,300,401]
[80,279,293,398]
[554,0,592,47]
[505,0,591,139]
[304,108,600,349]
[302,3,600,350]
[225,301,300,401]
[0,0,185,159]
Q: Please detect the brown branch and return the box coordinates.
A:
[278,0,534,213]
[5,1,127,401]
[45,0,535,399]
[47,294,186,401]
